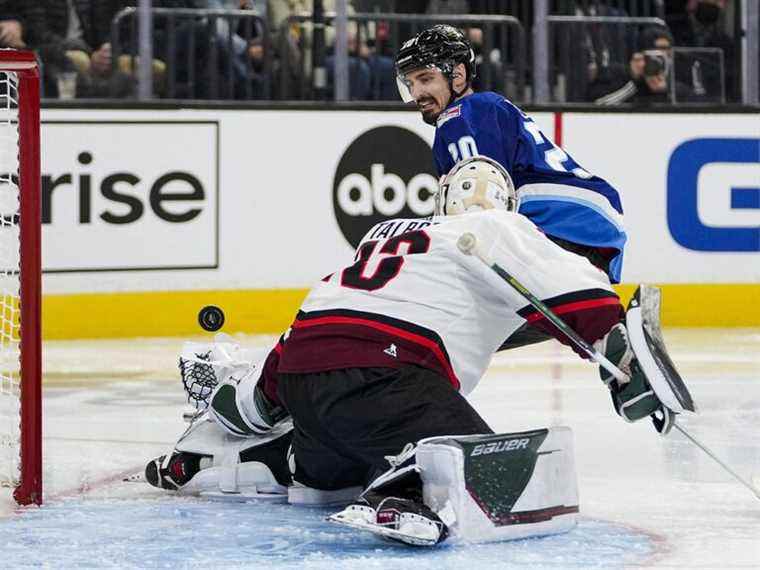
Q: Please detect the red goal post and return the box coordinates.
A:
[0,50,42,506]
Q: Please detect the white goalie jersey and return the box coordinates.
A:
[274,211,622,396]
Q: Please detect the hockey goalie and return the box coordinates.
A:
[144,156,693,546]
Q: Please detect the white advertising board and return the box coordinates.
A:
[39,107,757,297]
[562,113,760,283]
[39,108,551,294]
[42,120,218,272]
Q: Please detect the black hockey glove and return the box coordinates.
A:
[596,323,664,426]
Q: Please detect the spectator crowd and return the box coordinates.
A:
[0,0,746,104]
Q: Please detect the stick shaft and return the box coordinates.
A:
[463,234,760,501]
[673,424,760,499]
[488,257,629,383]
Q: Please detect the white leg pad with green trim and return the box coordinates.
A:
[417,427,579,543]
[171,412,291,499]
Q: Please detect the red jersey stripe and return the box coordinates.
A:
[523,296,621,324]
[292,315,460,390]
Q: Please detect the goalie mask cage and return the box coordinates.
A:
[0,50,42,506]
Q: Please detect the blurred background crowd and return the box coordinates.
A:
[0,0,754,105]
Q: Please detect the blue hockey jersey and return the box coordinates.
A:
[432,92,626,283]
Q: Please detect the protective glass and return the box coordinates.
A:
[395,64,444,103]
[396,75,415,103]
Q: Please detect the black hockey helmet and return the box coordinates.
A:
[395,25,476,102]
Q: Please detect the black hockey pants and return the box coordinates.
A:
[277,365,493,491]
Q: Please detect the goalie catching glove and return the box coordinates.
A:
[594,285,698,435]
[179,334,257,411]
[177,335,289,436]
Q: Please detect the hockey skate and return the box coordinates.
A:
[145,451,210,490]
[328,443,448,546]
[141,411,293,501]
[328,492,449,547]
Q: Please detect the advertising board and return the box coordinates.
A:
[38,108,757,337]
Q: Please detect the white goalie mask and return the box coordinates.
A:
[435,156,519,216]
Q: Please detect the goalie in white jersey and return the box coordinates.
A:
[146,156,667,546]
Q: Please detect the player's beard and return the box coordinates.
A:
[417,97,441,125]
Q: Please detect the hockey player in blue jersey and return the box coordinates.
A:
[395,25,627,284]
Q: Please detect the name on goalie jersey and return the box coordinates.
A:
[365,219,434,241]
[471,438,530,456]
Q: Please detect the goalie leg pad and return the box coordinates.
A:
[287,482,363,506]
[416,427,579,543]
[145,411,293,498]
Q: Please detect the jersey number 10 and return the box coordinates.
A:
[447,135,479,163]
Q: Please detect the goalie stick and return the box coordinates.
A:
[457,232,760,501]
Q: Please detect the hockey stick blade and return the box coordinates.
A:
[200,490,288,503]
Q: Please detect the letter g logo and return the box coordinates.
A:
[667,138,760,251]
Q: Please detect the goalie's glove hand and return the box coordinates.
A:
[596,323,663,424]
[178,335,256,411]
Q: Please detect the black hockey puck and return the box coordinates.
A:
[198,305,225,332]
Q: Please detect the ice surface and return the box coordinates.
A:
[1,329,758,568]
[4,498,656,569]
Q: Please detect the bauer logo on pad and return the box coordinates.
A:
[471,438,530,456]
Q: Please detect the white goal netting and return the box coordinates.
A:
[0,70,22,487]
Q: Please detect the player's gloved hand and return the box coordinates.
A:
[595,323,663,424]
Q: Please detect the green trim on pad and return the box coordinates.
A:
[42,284,759,339]
[210,384,256,436]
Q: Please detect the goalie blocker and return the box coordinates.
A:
[329,427,579,545]
[596,285,696,434]
[626,284,695,415]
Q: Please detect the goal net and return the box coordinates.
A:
[0,50,41,506]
